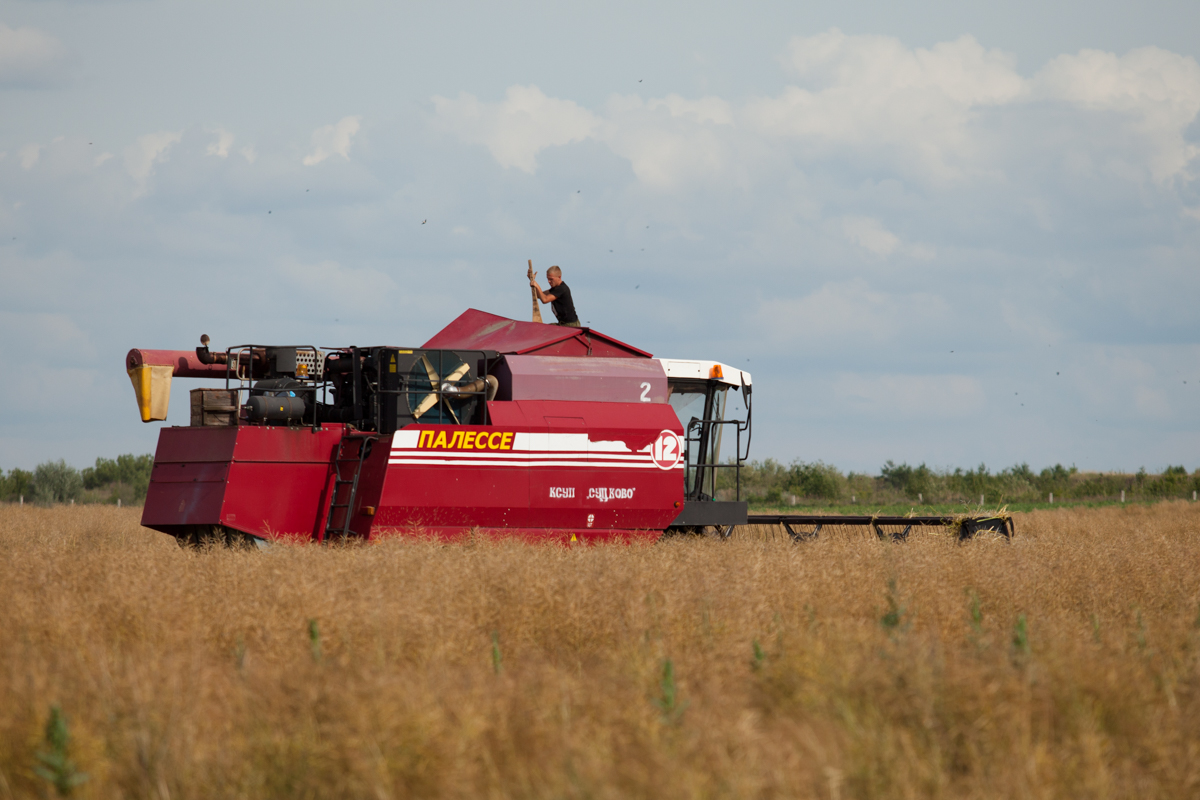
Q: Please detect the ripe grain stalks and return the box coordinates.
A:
[0,502,1198,798]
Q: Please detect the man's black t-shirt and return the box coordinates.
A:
[549,281,578,324]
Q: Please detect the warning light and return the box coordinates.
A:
[709,364,724,379]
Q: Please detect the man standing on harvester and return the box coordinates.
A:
[530,265,580,327]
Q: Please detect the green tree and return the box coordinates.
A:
[0,468,33,501]
[787,460,844,499]
[81,453,154,500]
[32,460,83,504]
[880,461,933,498]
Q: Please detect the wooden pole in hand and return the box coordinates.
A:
[527,259,543,323]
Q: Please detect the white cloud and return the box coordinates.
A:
[1134,385,1170,418]
[838,217,936,259]
[303,116,362,166]
[424,31,1032,185]
[206,128,234,158]
[433,87,732,187]
[646,94,734,125]
[741,30,1028,180]
[602,94,733,188]
[841,216,900,256]
[429,34,1200,192]
[239,145,257,164]
[123,130,182,194]
[1034,46,1200,181]
[18,144,40,169]
[759,279,951,346]
[432,85,598,173]
[0,311,92,355]
[782,29,1026,105]
[0,23,66,86]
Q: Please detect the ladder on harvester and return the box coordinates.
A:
[323,433,379,541]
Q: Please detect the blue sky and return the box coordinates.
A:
[2,0,1198,474]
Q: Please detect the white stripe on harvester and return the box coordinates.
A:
[390,430,641,455]
[387,459,673,468]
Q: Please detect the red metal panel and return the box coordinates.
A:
[219,462,335,541]
[143,406,684,544]
[143,480,226,528]
[149,462,230,483]
[376,401,684,539]
[421,309,652,358]
[496,356,668,403]
[366,526,661,544]
[152,425,239,463]
[143,427,236,530]
[505,400,681,455]
[517,336,648,359]
[142,425,346,541]
[227,425,343,463]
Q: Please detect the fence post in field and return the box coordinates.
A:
[1194,490,1197,502]
[117,498,122,508]
[980,494,984,506]
[1049,492,1054,504]
[1121,490,1125,503]
[19,495,22,506]
[918,493,923,502]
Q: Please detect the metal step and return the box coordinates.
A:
[322,434,379,541]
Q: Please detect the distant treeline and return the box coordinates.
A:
[0,454,153,505]
[717,460,1200,506]
[3,453,1197,507]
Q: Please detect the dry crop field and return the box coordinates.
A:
[1,504,1198,799]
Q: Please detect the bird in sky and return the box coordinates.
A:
[422,220,427,224]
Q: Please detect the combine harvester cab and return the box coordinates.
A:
[128,310,752,546]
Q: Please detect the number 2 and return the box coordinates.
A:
[639,382,651,402]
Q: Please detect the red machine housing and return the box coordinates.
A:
[136,310,699,544]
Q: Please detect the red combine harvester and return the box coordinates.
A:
[127,310,754,546]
